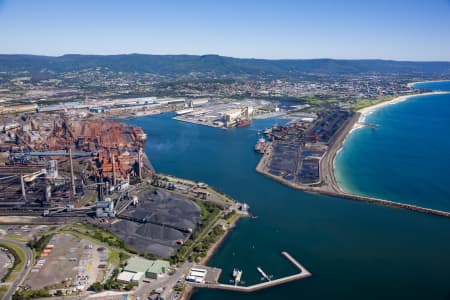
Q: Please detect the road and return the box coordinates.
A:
[0,239,34,300]
[134,261,193,300]
[44,261,192,300]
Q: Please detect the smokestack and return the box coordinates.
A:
[112,154,117,186]
[138,148,143,179]
[21,173,26,200]
[69,149,76,196]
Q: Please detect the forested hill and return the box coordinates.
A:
[1,54,449,77]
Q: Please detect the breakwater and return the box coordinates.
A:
[188,251,311,293]
[256,161,450,219]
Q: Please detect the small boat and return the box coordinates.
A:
[232,268,238,277]
[232,268,243,285]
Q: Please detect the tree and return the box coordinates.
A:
[90,282,104,292]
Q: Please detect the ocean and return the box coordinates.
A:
[335,81,450,211]
[125,89,450,299]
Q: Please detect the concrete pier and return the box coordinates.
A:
[257,266,271,281]
[187,251,311,293]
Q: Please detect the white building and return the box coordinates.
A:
[186,267,207,283]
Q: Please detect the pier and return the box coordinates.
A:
[187,251,311,293]
[257,266,271,281]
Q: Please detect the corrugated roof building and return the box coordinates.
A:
[123,256,170,280]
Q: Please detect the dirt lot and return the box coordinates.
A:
[24,233,108,291]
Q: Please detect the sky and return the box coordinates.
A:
[1,0,450,61]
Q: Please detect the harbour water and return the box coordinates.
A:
[335,81,450,211]
[126,103,450,299]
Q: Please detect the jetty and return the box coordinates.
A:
[187,251,311,293]
[257,266,271,281]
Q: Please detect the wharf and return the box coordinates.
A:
[187,251,311,293]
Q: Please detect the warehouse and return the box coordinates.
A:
[117,256,170,284]
[117,271,144,286]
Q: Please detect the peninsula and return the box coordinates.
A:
[256,91,450,218]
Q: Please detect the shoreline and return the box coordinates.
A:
[333,91,450,192]
[255,91,450,218]
[327,91,450,216]
[406,79,450,88]
[356,91,450,118]
[182,214,242,300]
[332,92,448,192]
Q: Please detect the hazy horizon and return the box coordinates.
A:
[1,53,450,63]
[1,0,450,61]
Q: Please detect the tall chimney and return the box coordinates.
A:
[69,149,76,196]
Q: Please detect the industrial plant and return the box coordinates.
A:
[0,114,149,215]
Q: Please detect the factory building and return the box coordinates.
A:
[117,257,170,285]
[222,106,254,125]
[117,271,145,286]
[0,104,38,114]
[37,102,88,113]
[96,198,115,218]
[111,97,157,106]
[187,98,209,107]
[89,106,109,113]
[222,108,243,123]
[155,98,185,105]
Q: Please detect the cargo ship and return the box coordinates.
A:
[254,137,266,154]
[237,119,251,128]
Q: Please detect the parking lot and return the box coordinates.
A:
[24,233,108,292]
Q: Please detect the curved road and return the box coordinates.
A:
[0,239,33,300]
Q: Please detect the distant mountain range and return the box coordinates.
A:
[1,54,449,77]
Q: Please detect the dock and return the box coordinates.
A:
[187,251,311,293]
[257,266,271,281]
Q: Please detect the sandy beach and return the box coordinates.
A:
[406,80,450,88]
[354,91,450,130]
[255,90,450,218]
[331,91,450,194]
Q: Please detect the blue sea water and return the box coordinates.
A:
[411,80,450,91]
[335,81,450,211]
[125,107,450,300]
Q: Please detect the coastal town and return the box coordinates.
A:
[0,55,450,300]
[2,1,450,299]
